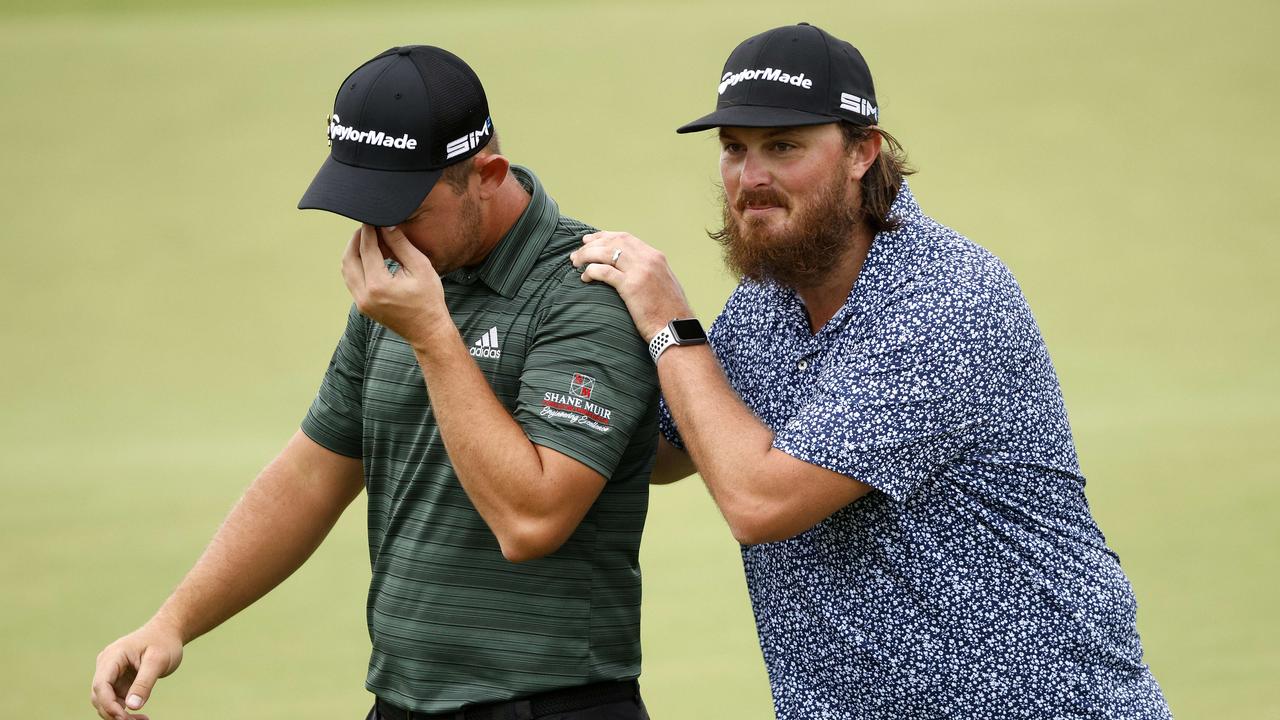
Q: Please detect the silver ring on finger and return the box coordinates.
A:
[610,248,623,266]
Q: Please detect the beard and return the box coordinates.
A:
[711,166,862,288]
[425,189,484,274]
[452,188,483,260]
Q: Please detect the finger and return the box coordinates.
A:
[579,262,625,288]
[90,683,115,719]
[358,224,386,280]
[92,652,129,720]
[379,225,433,275]
[91,675,125,720]
[581,230,628,246]
[341,228,366,297]
[376,232,396,267]
[123,648,168,712]
[569,244,619,269]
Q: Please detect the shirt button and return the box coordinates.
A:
[797,360,809,371]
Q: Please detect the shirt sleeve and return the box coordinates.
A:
[514,271,659,480]
[300,303,369,458]
[772,274,1025,502]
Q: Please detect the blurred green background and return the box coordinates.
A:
[1,0,1276,717]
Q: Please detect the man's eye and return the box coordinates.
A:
[773,142,795,152]
[722,143,744,154]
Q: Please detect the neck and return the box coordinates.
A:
[794,224,874,334]
[466,169,532,266]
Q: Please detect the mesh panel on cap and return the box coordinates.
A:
[406,48,491,164]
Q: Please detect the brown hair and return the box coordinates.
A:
[840,123,914,234]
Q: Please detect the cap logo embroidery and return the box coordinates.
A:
[445,116,492,160]
[718,67,812,95]
[327,114,419,150]
[839,93,879,120]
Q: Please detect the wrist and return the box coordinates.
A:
[641,304,695,341]
[146,608,190,644]
[648,317,708,363]
[408,315,459,358]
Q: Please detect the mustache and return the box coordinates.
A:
[734,188,789,213]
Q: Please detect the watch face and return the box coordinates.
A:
[670,318,708,343]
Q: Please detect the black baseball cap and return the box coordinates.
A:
[298,45,494,226]
[677,23,878,133]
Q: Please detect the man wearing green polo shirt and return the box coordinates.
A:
[90,46,656,720]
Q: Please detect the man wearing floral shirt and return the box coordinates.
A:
[573,22,1171,720]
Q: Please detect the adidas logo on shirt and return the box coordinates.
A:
[469,326,502,360]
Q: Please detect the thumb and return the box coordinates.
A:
[125,647,175,710]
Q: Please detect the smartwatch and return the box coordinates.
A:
[648,318,708,363]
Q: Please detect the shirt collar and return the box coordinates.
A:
[447,165,560,298]
[773,178,927,340]
[836,178,929,310]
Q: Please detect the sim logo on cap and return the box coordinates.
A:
[445,117,492,160]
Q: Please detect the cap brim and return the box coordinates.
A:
[297,155,443,227]
[676,105,848,134]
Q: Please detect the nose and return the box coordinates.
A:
[739,150,771,189]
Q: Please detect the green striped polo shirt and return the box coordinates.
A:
[301,166,658,713]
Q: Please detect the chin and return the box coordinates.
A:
[737,214,780,232]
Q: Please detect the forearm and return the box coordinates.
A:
[411,325,560,555]
[659,345,872,543]
[657,347,781,516]
[152,431,362,643]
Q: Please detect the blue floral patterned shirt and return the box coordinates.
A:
[660,181,1170,719]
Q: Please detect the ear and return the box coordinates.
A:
[474,152,510,199]
[847,129,882,182]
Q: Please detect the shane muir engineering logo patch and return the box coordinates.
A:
[541,372,612,432]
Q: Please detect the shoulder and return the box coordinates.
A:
[554,214,598,243]
[870,220,1043,366]
[554,217,627,304]
[532,215,641,329]
[890,217,1026,319]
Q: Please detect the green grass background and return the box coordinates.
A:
[1,0,1276,717]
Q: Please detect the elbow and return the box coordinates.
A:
[729,521,778,547]
[726,504,788,546]
[497,520,569,564]
[732,504,778,543]
[712,469,789,545]
[500,539,553,564]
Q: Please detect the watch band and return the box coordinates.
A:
[648,326,676,363]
